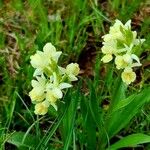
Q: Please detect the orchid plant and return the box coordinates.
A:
[29,43,80,115]
[101,20,145,85]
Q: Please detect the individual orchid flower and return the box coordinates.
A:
[101,40,116,63]
[45,80,72,110]
[43,43,62,63]
[121,67,136,85]
[115,53,141,70]
[29,75,47,102]
[115,54,132,69]
[30,43,62,76]
[102,20,131,42]
[66,63,80,81]
[34,102,48,115]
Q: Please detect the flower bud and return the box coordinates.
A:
[66,63,80,76]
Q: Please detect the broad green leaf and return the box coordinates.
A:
[110,77,127,110]
[7,132,38,149]
[112,94,136,112]
[105,87,150,139]
[107,133,150,150]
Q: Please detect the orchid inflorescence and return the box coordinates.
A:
[101,19,145,85]
[29,43,80,115]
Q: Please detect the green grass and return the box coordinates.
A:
[0,0,150,149]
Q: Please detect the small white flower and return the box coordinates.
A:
[45,80,72,110]
[66,63,80,76]
[115,53,141,70]
[121,67,136,85]
[30,43,62,75]
[45,88,62,111]
[46,88,60,102]
[108,20,131,41]
[29,76,46,102]
[66,63,80,81]
[115,54,132,69]
[101,40,127,63]
[30,51,49,74]
[101,41,116,54]
[43,43,62,63]
[102,34,113,42]
[34,103,48,115]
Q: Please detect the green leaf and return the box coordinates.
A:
[7,132,38,149]
[109,77,127,110]
[105,87,150,139]
[99,77,126,148]
[116,39,125,49]
[86,102,96,150]
[125,29,134,46]
[88,80,108,150]
[119,25,134,46]
[112,94,136,112]
[107,133,150,150]
[105,65,114,91]
[120,25,126,35]
[63,89,79,150]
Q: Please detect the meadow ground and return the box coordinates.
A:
[0,0,150,149]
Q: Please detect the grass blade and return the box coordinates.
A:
[36,93,71,150]
[63,91,79,150]
[7,131,38,149]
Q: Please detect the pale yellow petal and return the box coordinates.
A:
[43,43,56,53]
[66,63,80,76]
[101,54,113,63]
[34,103,48,115]
[51,103,58,111]
[52,88,63,99]
[46,90,57,103]
[121,68,136,85]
